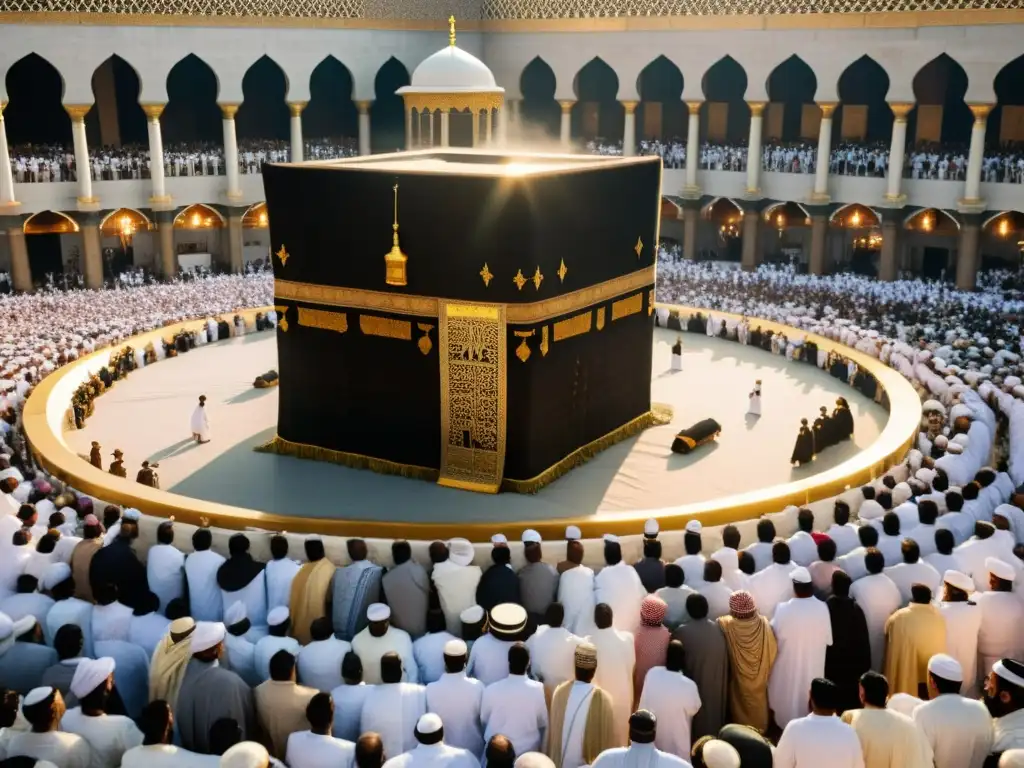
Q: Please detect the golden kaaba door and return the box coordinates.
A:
[438,303,507,493]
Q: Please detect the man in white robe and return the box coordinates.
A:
[190,395,210,443]
[674,522,707,589]
[426,639,485,757]
[431,540,482,636]
[183,529,225,622]
[128,592,170,660]
[589,710,692,768]
[330,652,374,743]
[224,601,260,688]
[748,541,798,620]
[588,603,635,747]
[119,699,219,768]
[527,604,583,699]
[41,564,93,657]
[480,642,547,757]
[884,540,941,606]
[557,543,595,637]
[768,567,833,728]
[380,713,480,768]
[786,510,820,567]
[285,692,357,768]
[848,549,901,671]
[218,534,268,633]
[957,523,1016,592]
[774,678,864,768]
[360,652,427,762]
[91,585,132,644]
[60,656,144,767]
[254,607,302,683]
[913,654,993,768]
[265,535,301,614]
[412,610,457,684]
[988,658,1024,757]
[637,640,701,760]
[467,603,526,686]
[595,536,646,635]
[352,603,418,684]
[6,687,91,768]
[298,616,350,692]
[937,570,983,697]
[976,558,1024,688]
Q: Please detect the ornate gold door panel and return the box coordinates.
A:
[438,303,507,493]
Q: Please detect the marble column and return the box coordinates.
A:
[404,106,413,149]
[559,100,574,148]
[471,110,480,147]
[0,102,16,207]
[496,106,508,146]
[440,111,450,147]
[485,109,493,144]
[7,225,31,292]
[220,103,242,200]
[142,103,169,204]
[683,205,698,260]
[622,101,637,157]
[356,101,372,156]
[878,218,899,281]
[509,99,520,134]
[288,101,306,163]
[81,218,103,290]
[740,209,760,270]
[963,104,993,205]
[155,211,176,280]
[813,103,836,201]
[746,102,766,195]
[428,110,435,148]
[685,101,701,193]
[227,213,244,274]
[885,103,913,203]
[809,213,828,274]
[956,216,981,290]
[64,105,96,204]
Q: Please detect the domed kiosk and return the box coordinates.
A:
[396,18,505,148]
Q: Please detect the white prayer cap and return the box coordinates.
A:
[190,621,226,653]
[892,482,912,506]
[23,687,54,707]
[602,533,619,544]
[514,754,556,768]
[915,468,936,486]
[685,520,702,534]
[933,434,949,448]
[416,713,443,736]
[702,740,741,768]
[950,404,973,421]
[70,656,115,698]
[791,566,812,584]
[522,529,542,544]
[459,605,484,624]
[443,639,468,657]
[448,538,475,567]
[859,500,885,520]
[366,603,390,623]
[644,519,659,538]
[224,601,247,626]
[267,606,290,626]
[35,499,55,519]
[987,557,1016,582]
[943,569,974,593]
[0,611,34,643]
[995,659,1024,689]
[947,442,964,455]
[1014,385,1024,399]
[951,433,970,448]
[886,693,924,717]
[40,562,71,591]
[999,748,1024,768]
[927,653,963,682]
[1006,376,1023,389]
[122,508,141,522]
[220,741,272,768]
[491,534,508,546]
[565,525,582,541]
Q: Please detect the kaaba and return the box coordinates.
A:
[260,149,663,493]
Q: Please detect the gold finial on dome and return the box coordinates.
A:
[448,15,456,46]
[385,183,408,287]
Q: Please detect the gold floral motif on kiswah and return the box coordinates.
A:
[359,315,412,340]
[612,293,644,322]
[298,307,348,334]
[553,310,592,342]
[438,303,507,494]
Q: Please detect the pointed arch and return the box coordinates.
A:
[910,54,971,145]
[99,208,152,236]
[904,207,960,232]
[762,201,811,222]
[242,202,269,228]
[701,197,744,217]
[4,53,70,146]
[238,55,290,141]
[372,57,410,153]
[766,55,817,142]
[87,54,146,149]
[520,57,559,139]
[174,203,226,229]
[24,210,79,235]
[829,203,881,227]
[305,55,357,143]
[165,54,221,144]
[990,54,1024,146]
[637,56,684,142]
[983,210,1024,231]
[836,56,892,144]
[571,58,621,144]
[701,56,749,144]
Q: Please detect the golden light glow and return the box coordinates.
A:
[259,211,268,226]
[850,211,861,227]
[999,218,1011,237]
[776,213,785,228]
[503,162,529,176]
[175,204,224,230]
[921,214,933,232]
[191,213,201,227]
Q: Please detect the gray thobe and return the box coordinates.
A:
[332,561,383,641]
[672,619,728,741]
[382,561,430,640]
[175,658,257,754]
[518,562,560,624]
[0,641,58,695]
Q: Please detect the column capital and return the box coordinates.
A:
[889,102,914,122]
[355,100,373,114]
[818,102,838,119]
[558,100,575,113]
[0,101,6,116]
[968,103,994,125]
[64,104,92,123]
[620,100,639,115]
[219,103,240,119]
[288,101,308,117]
[685,101,703,115]
[141,103,165,121]
[747,101,767,117]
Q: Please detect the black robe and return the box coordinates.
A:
[825,595,872,713]
[475,563,521,613]
[217,320,231,340]
[813,415,834,452]
[633,557,666,593]
[791,427,815,465]
[832,406,855,441]
[89,537,150,610]
[830,359,848,380]
[804,341,818,366]
[749,329,762,348]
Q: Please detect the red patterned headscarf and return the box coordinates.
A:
[640,596,667,627]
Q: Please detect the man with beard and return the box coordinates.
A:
[985,659,1024,765]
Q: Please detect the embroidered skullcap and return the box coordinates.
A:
[366,603,390,623]
[443,639,468,657]
[685,520,702,534]
[190,621,226,653]
[703,740,742,768]
[640,596,667,626]
[791,567,812,584]
[489,603,527,638]
[565,525,582,541]
[943,569,974,593]
[927,653,962,682]
[220,741,272,768]
[224,601,247,626]
[70,656,115,698]
[995,659,1024,690]
[987,557,1015,582]
[728,590,758,619]
[40,562,71,591]
[522,529,542,544]
[460,605,485,624]
[574,642,598,669]
[644,519,659,538]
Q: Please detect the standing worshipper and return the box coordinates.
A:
[173,621,257,754]
[884,584,947,698]
[184,527,225,622]
[128,591,170,659]
[360,652,427,762]
[431,539,483,636]
[148,616,195,714]
[89,509,148,610]
[813,407,835,452]
[743,519,777,574]
[773,678,864,768]
[987,659,1024,758]
[717,590,776,733]
[468,603,527,686]
[977,558,1024,686]
[937,569,983,697]
[673,594,728,741]
[223,602,260,687]
[884,540,941,607]
[119,699,221,768]
[0,612,57,695]
[748,541,798,620]
[284,692,358,768]
[588,603,635,747]
[6,687,91,768]
[61,656,144,767]
[589,710,692,768]
[380,713,480,768]
[655,565,697,630]
[218,534,268,633]
[833,397,855,441]
[747,381,761,417]
[146,521,185,613]
[769,567,833,728]
[298,616,350,692]
[519,530,559,626]
[674,522,707,589]
[637,640,702,760]
[546,643,617,768]
[849,549,902,672]
[253,650,317,760]
[826,571,872,713]
[289,535,335,646]
[265,535,301,614]
[633,596,670,705]
[352,603,418,684]
[413,609,457,684]
[634,520,666,593]
[791,419,815,466]
[527,603,583,702]
[480,643,548,757]
[382,540,430,640]
[557,539,595,636]
[840,671,933,768]
[332,538,383,642]
[477,535,522,613]
[426,639,485,757]
[190,395,210,444]
[595,535,647,635]
[786,509,820,567]
[330,652,372,743]
[913,654,993,768]
[254,607,302,682]
[69,516,103,603]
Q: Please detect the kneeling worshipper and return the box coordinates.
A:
[590,710,692,768]
[670,420,722,455]
[468,602,528,685]
[547,642,617,768]
[352,603,418,684]
[175,621,257,754]
[790,419,815,466]
[380,712,481,768]
[218,534,268,633]
[61,656,144,767]
[6,686,91,768]
[360,651,427,762]
[289,536,336,646]
[716,591,776,734]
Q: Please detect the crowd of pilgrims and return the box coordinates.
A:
[6,263,1024,767]
[7,139,358,182]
